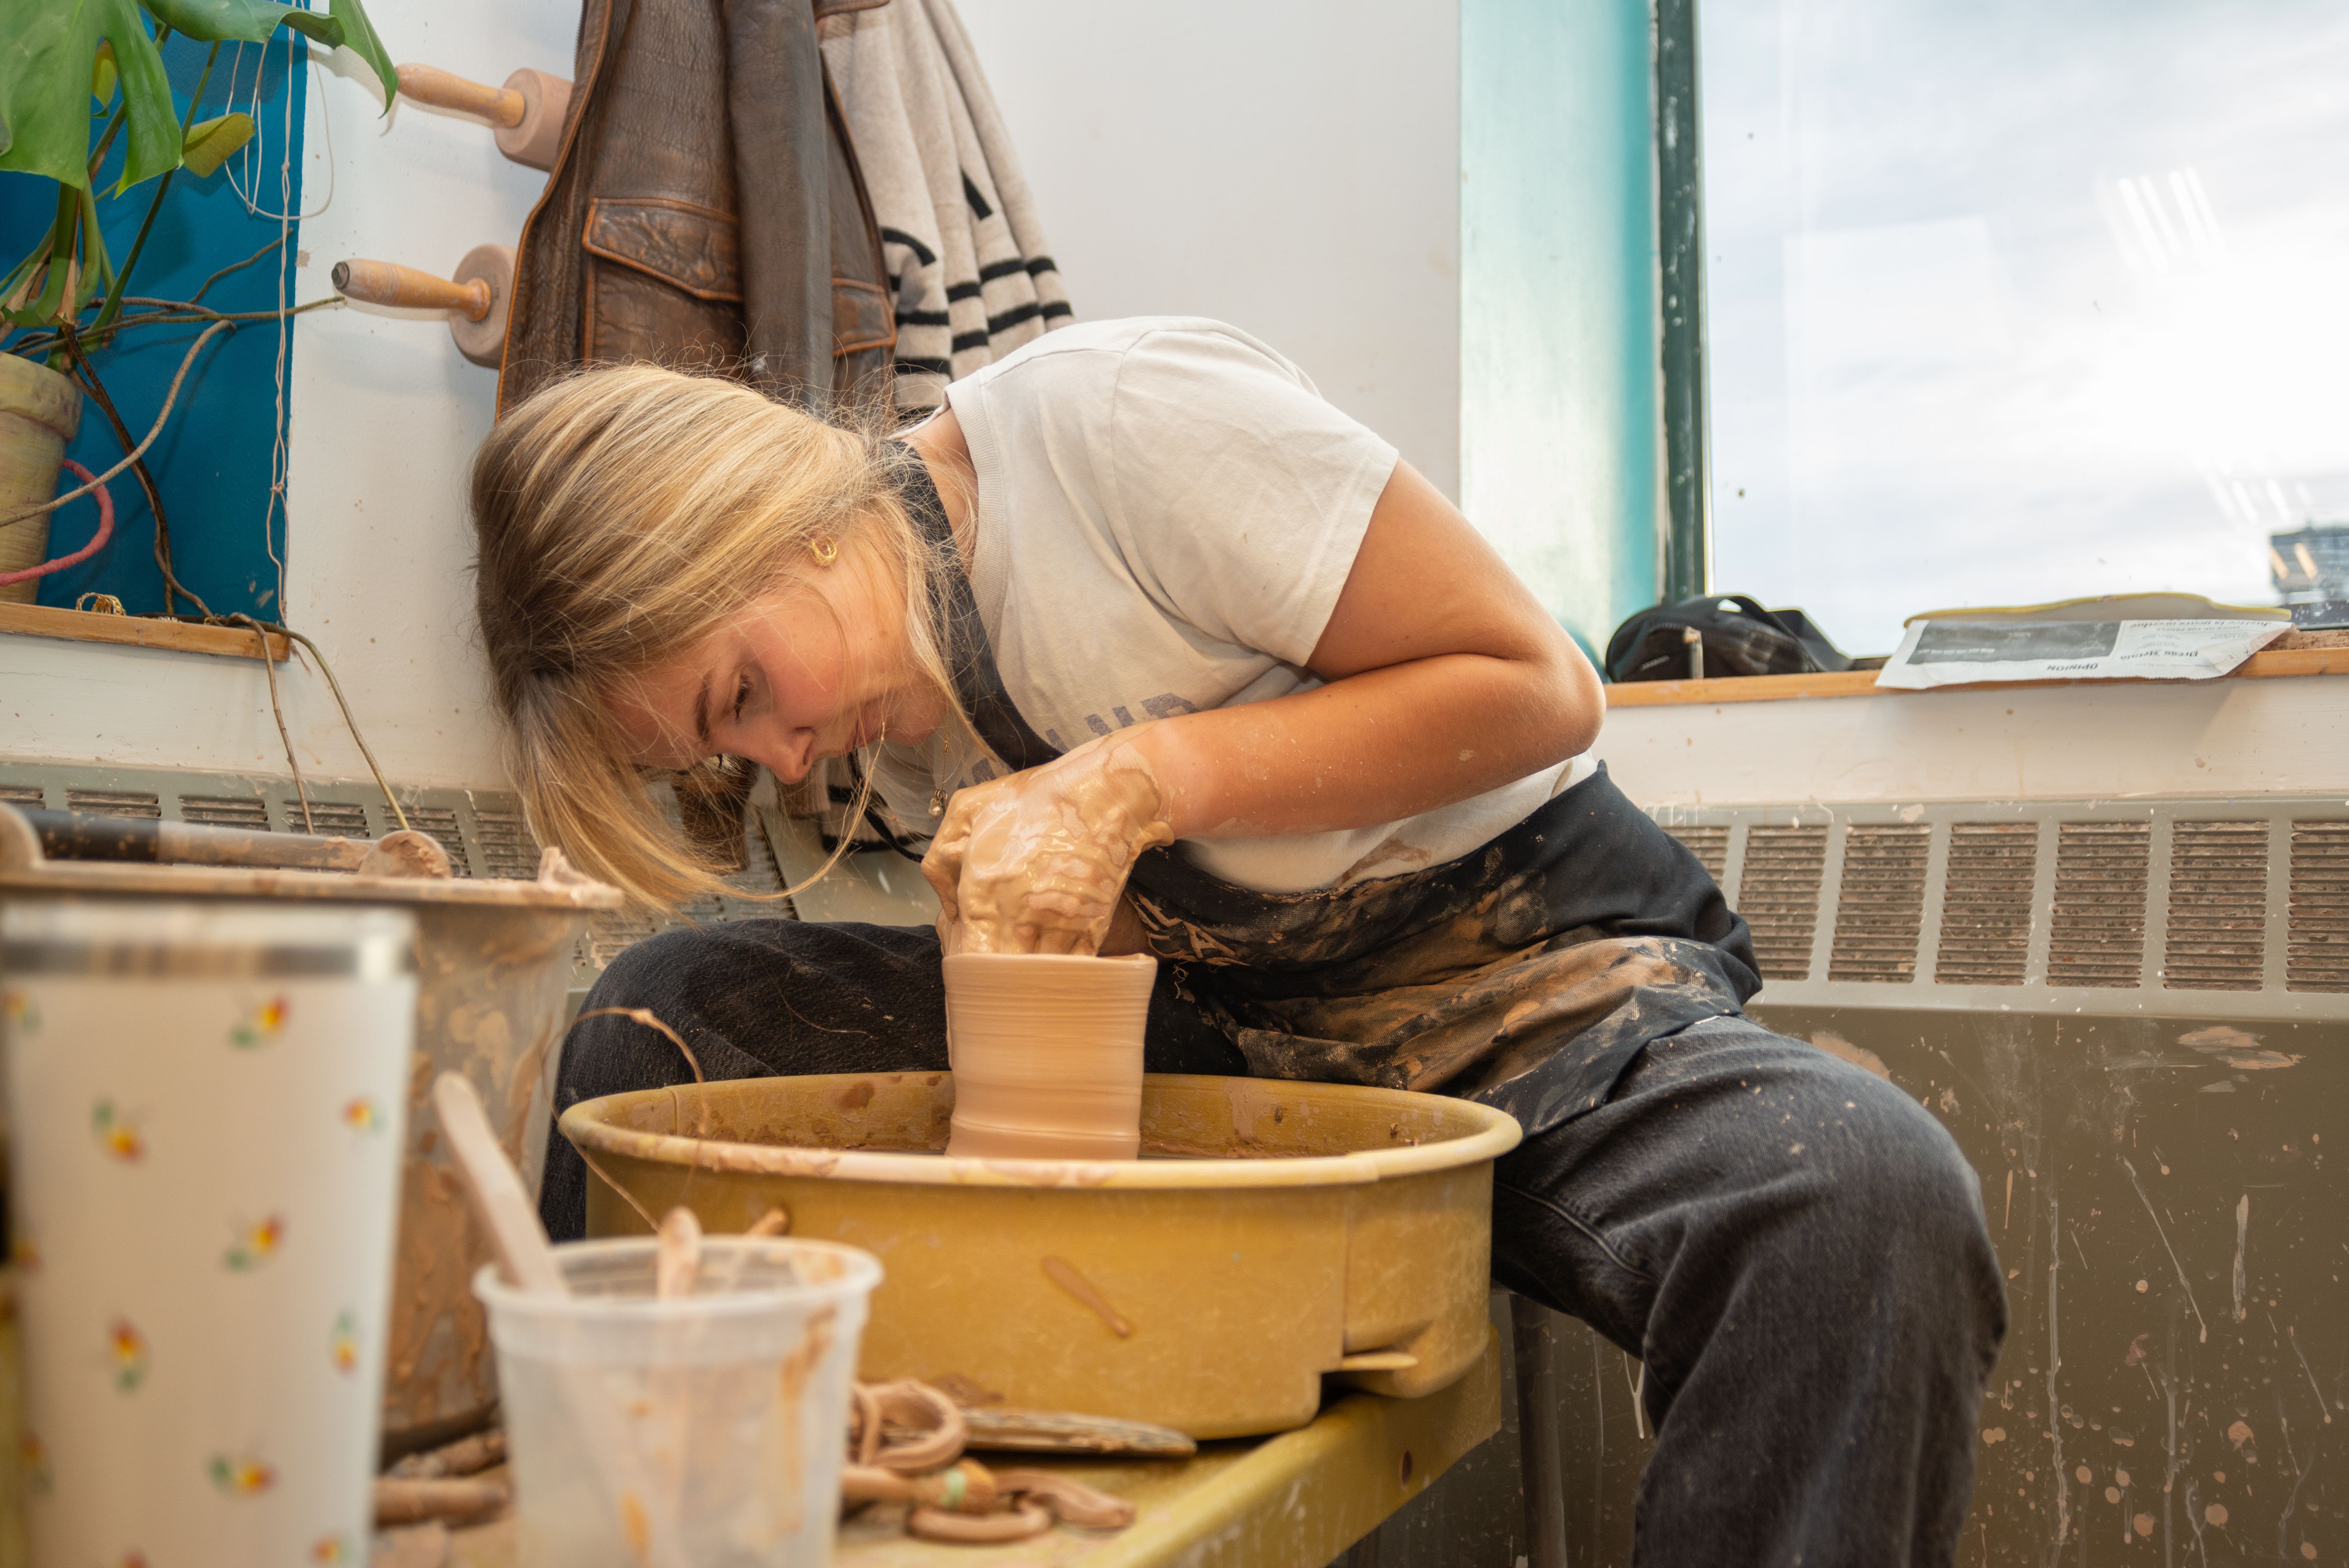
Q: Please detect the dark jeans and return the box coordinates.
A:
[546,921,2006,1568]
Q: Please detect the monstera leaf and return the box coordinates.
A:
[0,0,394,191]
[178,110,254,176]
[0,0,181,190]
[142,0,397,106]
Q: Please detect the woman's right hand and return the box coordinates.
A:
[921,734,1175,956]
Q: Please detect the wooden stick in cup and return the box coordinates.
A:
[432,1074,690,1567]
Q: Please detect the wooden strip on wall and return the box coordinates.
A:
[0,603,290,662]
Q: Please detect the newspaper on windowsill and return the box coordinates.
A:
[1875,593,2290,690]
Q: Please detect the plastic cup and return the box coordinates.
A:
[477,1236,881,1568]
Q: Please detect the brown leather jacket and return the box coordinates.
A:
[497,0,895,413]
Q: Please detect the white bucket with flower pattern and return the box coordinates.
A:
[0,901,416,1565]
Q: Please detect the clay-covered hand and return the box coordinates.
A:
[922,736,1175,955]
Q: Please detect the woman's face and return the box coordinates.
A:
[607,541,948,782]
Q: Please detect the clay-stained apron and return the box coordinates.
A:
[894,449,1762,1137]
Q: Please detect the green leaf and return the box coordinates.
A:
[328,0,396,111]
[139,0,344,50]
[0,0,180,189]
[92,40,118,105]
[178,109,251,175]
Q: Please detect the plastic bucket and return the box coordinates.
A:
[0,899,417,1565]
[478,1236,881,1567]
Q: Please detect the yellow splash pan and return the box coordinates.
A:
[561,1072,1520,1438]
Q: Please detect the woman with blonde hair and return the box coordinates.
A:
[472,317,2001,1568]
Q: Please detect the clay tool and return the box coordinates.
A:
[648,1205,700,1521]
[393,62,571,171]
[374,1475,508,1526]
[330,249,516,369]
[17,806,369,872]
[654,1206,701,1300]
[11,807,457,881]
[958,1407,1196,1458]
[432,1073,688,1566]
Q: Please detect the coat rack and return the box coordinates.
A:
[328,246,516,368]
[394,62,571,172]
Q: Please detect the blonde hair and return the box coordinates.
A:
[470,363,961,909]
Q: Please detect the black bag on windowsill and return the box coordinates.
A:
[1605,595,1854,682]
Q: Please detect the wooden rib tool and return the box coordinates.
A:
[395,62,571,171]
[330,247,515,369]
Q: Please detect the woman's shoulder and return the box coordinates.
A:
[957,316,1321,399]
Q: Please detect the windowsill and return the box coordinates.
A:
[1605,631,2349,708]
[0,602,290,662]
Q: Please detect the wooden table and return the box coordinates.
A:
[446,1333,1503,1568]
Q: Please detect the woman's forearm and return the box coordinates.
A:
[1125,648,1600,841]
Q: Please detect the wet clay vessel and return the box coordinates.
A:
[943,952,1156,1160]
[561,1072,1521,1438]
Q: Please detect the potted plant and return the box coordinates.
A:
[0,0,395,602]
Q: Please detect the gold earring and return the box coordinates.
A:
[810,537,839,567]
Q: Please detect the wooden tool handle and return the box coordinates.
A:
[396,62,526,127]
[331,258,492,322]
[19,806,369,873]
[433,1073,567,1295]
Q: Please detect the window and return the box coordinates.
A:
[1698,1,2349,654]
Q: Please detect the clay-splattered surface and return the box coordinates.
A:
[1770,1005,2346,1566]
[385,903,594,1445]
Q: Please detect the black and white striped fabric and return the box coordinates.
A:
[820,0,1073,418]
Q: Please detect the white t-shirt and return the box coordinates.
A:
[868,317,1589,894]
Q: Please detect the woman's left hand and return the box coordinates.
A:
[922,734,1176,955]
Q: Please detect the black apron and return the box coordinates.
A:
[892,445,1759,1137]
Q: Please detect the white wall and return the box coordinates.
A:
[6,2,579,788]
[7,0,1461,786]
[959,0,1462,498]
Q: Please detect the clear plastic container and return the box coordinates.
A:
[478,1237,881,1568]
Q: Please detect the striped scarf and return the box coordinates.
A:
[820,0,1073,418]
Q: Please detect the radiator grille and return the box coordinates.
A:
[402,807,472,878]
[179,795,271,830]
[1829,825,1930,982]
[2287,821,2349,992]
[64,789,159,820]
[588,816,794,969]
[470,808,542,881]
[1740,827,1829,981]
[2162,821,2269,990]
[1665,825,1729,882]
[301,802,372,840]
[1935,823,2036,985]
[586,909,665,969]
[2047,822,2151,987]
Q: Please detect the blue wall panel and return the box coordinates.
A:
[0,29,305,618]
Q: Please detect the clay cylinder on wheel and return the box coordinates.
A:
[942,953,1156,1160]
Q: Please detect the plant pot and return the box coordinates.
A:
[0,355,83,607]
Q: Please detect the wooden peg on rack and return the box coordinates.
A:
[394,62,571,172]
[330,245,517,369]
